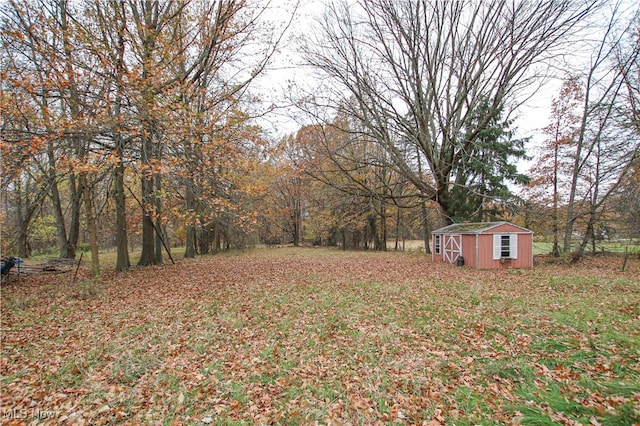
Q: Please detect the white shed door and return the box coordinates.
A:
[442,234,462,263]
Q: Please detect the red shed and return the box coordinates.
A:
[432,222,533,269]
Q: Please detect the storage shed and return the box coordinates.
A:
[432,222,533,269]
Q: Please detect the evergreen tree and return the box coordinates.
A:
[449,98,530,222]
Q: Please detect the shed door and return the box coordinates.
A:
[442,234,462,263]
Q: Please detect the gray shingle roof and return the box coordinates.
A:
[432,221,531,234]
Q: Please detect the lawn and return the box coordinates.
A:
[1,248,639,425]
[532,241,640,257]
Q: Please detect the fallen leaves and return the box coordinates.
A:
[1,249,639,424]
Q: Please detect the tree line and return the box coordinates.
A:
[2,0,286,274]
[2,0,638,275]
[293,0,639,261]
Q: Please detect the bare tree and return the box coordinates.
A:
[301,0,600,222]
[527,77,584,257]
[613,18,640,242]
[294,112,415,250]
[566,5,640,262]
[85,0,132,271]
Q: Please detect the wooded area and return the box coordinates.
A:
[1,0,639,275]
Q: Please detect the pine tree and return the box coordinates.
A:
[448,98,530,222]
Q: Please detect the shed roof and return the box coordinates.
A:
[432,221,532,235]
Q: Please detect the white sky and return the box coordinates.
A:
[254,0,635,176]
[256,0,564,137]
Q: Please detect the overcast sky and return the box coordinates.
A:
[255,0,636,172]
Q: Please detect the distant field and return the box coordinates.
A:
[387,239,640,257]
[25,239,635,269]
[531,240,640,256]
[2,248,639,424]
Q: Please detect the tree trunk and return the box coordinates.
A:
[185,225,197,257]
[50,178,76,259]
[16,197,30,258]
[58,0,85,259]
[570,217,595,264]
[421,201,431,254]
[551,143,561,257]
[46,148,81,260]
[213,223,221,254]
[67,175,82,256]
[80,173,100,277]
[184,183,197,258]
[114,162,130,271]
[154,174,163,265]
[48,154,75,259]
[571,137,602,264]
[380,203,387,251]
[138,129,157,266]
[112,28,130,271]
[437,186,454,225]
[417,150,432,254]
[395,206,401,251]
[292,195,301,246]
[368,215,382,251]
[138,171,156,265]
[136,2,161,267]
[199,226,212,255]
[17,227,30,259]
[15,179,39,258]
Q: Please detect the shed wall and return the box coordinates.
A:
[432,235,443,263]
[461,234,477,268]
[476,233,533,269]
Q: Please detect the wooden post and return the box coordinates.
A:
[621,247,628,272]
[73,252,84,284]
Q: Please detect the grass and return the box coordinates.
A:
[1,247,639,424]
[532,240,640,256]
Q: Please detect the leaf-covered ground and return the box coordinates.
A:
[1,248,639,425]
